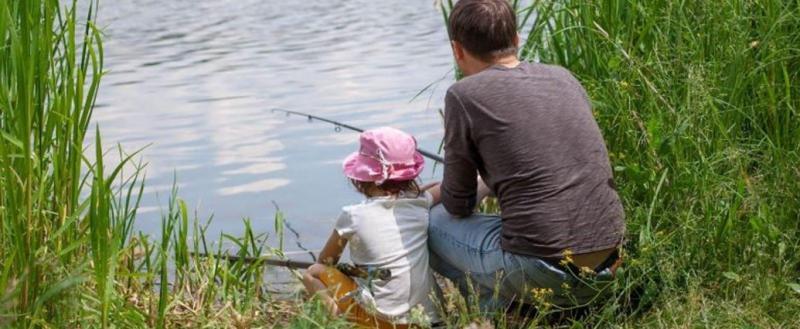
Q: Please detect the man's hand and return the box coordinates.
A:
[477,176,493,202]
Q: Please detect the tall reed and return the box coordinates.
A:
[1,1,288,327]
[2,0,97,323]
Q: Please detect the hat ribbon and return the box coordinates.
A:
[376,149,392,184]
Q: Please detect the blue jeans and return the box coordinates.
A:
[427,205,613,311]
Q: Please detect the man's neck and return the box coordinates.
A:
[466,55,520,76]
[493,55,520,68]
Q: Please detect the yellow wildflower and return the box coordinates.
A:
[530,288,554,308]
[560,248,574,267]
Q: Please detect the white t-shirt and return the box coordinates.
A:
[335,191,440,324]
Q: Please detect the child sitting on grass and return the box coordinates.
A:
[302,127,441,327]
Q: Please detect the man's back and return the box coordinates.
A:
[441,62,625,258]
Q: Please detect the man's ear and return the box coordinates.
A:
[513,33,520,48]
[451,40,465,61]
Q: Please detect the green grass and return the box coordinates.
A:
[0,1,293,328]
[2,0,799,328]
[1,0,112,325]
[439,0,800,327]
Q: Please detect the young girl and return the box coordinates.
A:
[303,127,441,327]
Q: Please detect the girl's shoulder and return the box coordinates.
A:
[399,191,434,209]
[371,191,433,208]
[343,192,433,218]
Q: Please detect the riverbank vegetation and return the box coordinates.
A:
[1,0,798,328]
[436,0,800,327]
[0,1,307,327]
[473,0,800,327]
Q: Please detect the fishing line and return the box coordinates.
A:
[271,201,317,262]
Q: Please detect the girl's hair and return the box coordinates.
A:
[350,179,421,198]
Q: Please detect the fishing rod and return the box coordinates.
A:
[189,251,390,280]
[271,108,444,163]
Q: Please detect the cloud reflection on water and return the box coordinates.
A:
[92,0,453,250]
[218,178,292,196]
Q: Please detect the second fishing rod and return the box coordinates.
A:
[271,108,444,164]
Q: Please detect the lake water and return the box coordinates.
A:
[93,0,453,255]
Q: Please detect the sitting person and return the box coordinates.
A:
[426,0,625,311]
[302,127,441,327]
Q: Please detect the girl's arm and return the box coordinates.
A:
[421,181,442,206]
[317,230,347,265]
[303,230,348,316]
[422,176,491,209]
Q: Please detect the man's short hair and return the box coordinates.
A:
[448,0,518,61]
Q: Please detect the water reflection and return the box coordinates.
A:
[93,0,453,251]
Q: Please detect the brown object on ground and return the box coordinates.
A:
[319,267,410,329]
[608,255,624,277]
[572,247,616,269]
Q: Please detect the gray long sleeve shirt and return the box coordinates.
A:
[441,62,625,259]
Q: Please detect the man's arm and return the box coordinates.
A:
[441,90,478,217]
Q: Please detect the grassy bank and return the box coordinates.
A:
[1,0,111,325]
[2,0,799,328]
[440,0,800,327]
[0,1,301,327]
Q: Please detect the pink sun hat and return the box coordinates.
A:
[343,127,425,184]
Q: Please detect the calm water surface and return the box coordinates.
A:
[93,0,453,254]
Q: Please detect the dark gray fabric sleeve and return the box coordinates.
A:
[441,90,478,217]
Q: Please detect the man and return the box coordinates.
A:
[424,0,625,310]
